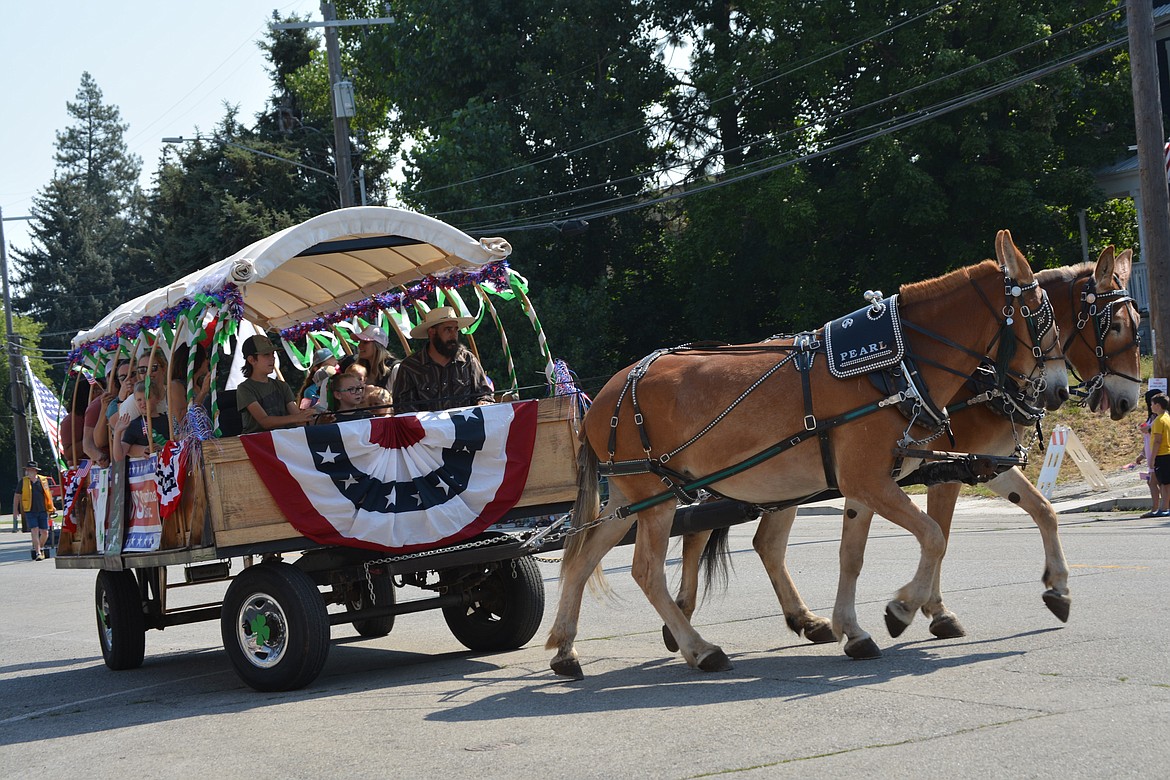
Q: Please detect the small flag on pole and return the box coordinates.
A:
[23,356,65,467]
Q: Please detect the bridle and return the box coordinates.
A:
[914,268,1060,419]
[1064,272,1141,404]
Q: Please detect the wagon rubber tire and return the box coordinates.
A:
[442,556,545,652]
[349,572,396,638]
[95,570,146,671]
[221,562,330,692]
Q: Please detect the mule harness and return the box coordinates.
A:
[597,271,1057,519]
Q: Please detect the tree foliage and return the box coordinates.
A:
[0,311,57,499]
[317,1,1136,380]
[11,72,144,362]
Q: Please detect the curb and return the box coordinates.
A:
[1054,494,1150,514]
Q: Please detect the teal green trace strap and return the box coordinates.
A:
[612,399,887,519]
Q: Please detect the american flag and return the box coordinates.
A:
[23,356,64,466]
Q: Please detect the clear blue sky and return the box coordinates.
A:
[1,0,324,253]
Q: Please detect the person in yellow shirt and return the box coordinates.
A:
[14,461,55,560]
[1149,393,1170,518]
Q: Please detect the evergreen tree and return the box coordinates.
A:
[11,72,144,360]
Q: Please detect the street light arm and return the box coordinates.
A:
[162,136,336,180]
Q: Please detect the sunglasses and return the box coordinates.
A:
[135,365,162,375]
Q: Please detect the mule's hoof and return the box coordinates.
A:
[803,622,837,644]
[929,614,967,639]
[884,602,912,638]
[1042,590,1071,623]
[551,657,584,680]
[697,648,733,672]
[845,637,882,660]
[662,624,680,653]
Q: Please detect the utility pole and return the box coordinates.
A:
[274,7,394,208]
[321,2,355,207]
[0,207,34,488]
[1128,0,1170,378]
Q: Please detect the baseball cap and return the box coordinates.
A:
[242,334,277,357]
[355,325,388,348]
[310,348,337,367]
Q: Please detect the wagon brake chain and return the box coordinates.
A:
[362,534,517,605]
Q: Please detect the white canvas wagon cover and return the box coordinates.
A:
[72,206,511,348]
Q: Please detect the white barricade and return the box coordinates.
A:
[1036,425,1109,499]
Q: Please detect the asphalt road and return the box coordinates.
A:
[1,485,1167,779]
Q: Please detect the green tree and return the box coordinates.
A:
[11,72,145,363]
[0,311,57,500]
[655,1,1135,339]
[336,0,679,381]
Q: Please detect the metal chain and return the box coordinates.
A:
[363,534,516,604]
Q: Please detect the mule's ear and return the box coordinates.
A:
[996,229,1034,282]
[1093,245,1116,289]
[1110,248,1133,289]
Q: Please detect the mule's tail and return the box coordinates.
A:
[562,442,611,595]
[699,526,732,601]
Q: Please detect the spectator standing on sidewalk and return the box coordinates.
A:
[1133,389,1163,517]
[13,461,56,560]
[1146,393,1170,518]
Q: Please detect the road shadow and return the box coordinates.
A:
[425,635,1031,723]
[0,641,500,746]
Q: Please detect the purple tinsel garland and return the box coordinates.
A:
[67,284,245,365]
[278,260,511,342]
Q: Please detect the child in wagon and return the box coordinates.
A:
[316,371,374,425]
[113,380,169,461]
[237,334,316,433]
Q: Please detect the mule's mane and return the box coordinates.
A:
[1035,262,1092,285]
[898,259,1000,305]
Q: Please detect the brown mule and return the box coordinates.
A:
[668,239,1140,660]
[547,230,1067,678]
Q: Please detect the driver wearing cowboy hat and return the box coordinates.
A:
[392,306,493,413]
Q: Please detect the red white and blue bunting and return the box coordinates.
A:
[240,401,538,552]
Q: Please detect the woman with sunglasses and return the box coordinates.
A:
[84,360,130,467]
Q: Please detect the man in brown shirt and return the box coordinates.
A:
[393,307,493,413]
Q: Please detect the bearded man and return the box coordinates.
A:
[392,307,493,413]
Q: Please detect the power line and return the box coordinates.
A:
[463,33,1126,234]
[406,1,960,200]
[433,5,1122,225]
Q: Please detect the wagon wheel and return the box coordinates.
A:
[95,570,146,671]
[348,571,396,638]
[442,556,545,652]
[220,562,330,692]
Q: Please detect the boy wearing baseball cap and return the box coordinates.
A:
[236,335,315,434]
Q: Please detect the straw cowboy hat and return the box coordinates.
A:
[410,306,474,339]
